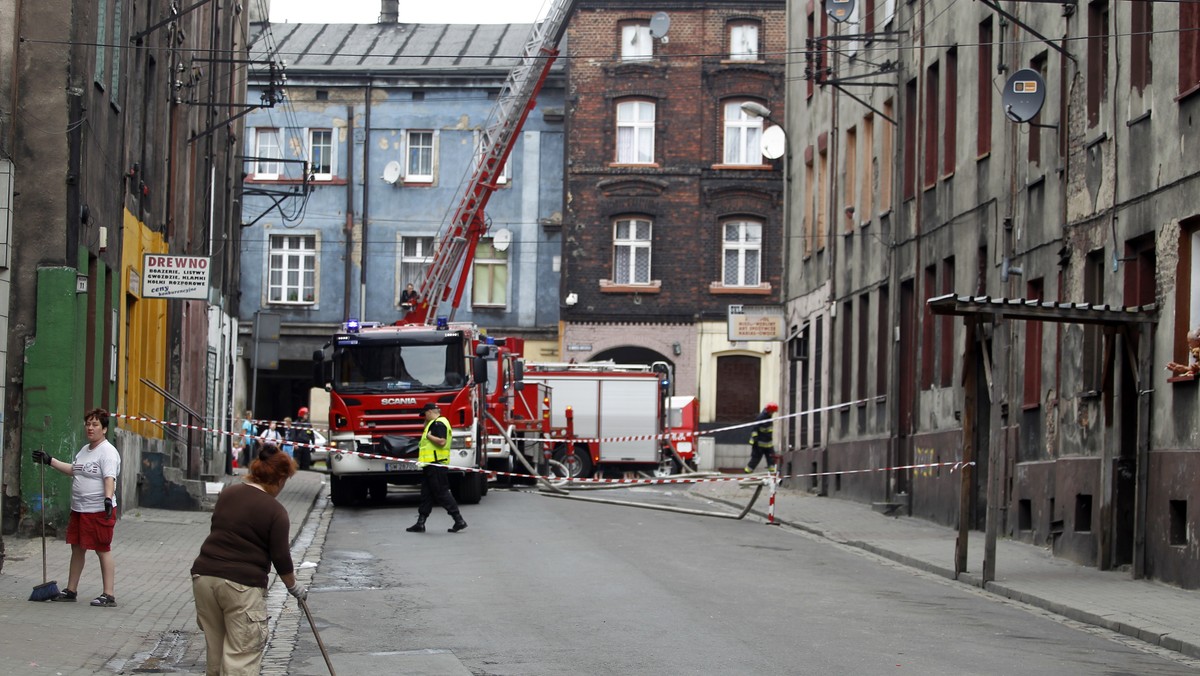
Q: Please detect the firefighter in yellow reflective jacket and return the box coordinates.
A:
[407,403,468,533]
[744,402,779,473]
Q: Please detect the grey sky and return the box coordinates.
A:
[270,0,549,24]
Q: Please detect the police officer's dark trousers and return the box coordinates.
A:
[417,463,460,518]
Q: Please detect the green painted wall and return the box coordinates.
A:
[21,267,88,528]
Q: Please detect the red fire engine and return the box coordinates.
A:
[311,0,578,507]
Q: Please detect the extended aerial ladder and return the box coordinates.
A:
[407,0,579,325]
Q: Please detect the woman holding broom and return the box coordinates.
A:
[190,443,306,675]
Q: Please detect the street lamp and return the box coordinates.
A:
[740,100,776,124]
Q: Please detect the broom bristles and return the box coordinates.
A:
[29,579,59,602]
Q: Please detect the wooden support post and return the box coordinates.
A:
[956,318,978,578]
[1133,323,1152,579]
[984,319,1007,584]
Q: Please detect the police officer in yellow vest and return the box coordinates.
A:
[407,403,468,533]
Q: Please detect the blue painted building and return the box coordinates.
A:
[240,16,566,420]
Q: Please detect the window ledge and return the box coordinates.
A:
[708,282,772,295]
[710,164,774,171]
[599,280,661,293]
[1021,402,1041,412]
[403,177,434,186]
[976,151,991,162]
[719,59,767,65]
[608,163,661,169]
[1168,373,1197,385]
[1175,82,1200,103]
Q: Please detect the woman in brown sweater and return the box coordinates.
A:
[191,444,303,675]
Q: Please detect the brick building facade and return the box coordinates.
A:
[562,0,787,459]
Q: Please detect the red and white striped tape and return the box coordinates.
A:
[111,412,971,488]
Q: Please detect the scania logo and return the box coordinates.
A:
[380,397,417,406]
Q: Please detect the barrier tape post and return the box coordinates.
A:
[766,473,779,525]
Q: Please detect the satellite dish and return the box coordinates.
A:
[649,12,671,39]
[492,228,512,252]
[761,125,786,160]
[825,0,856,23]
[382,161,402,185]
[1002,68,1047,123]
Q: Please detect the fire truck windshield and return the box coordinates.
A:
[333,337,466,394]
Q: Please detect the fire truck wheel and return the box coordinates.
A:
[368,478,388,504]
[553,443,594,479]
[451,473,485,504]
[330,475,351,507]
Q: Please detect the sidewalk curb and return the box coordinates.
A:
[696,490,1200,662]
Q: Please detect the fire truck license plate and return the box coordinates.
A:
[385,461,417,472]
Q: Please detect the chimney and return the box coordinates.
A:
[380,0,399,23]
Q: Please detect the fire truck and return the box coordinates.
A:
[517,362,699,479]
[313,0,577,507]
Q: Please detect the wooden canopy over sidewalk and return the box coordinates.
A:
[927,293,1158,583]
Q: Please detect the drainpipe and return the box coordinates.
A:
[344,103,355,322]
[361,85,372,321]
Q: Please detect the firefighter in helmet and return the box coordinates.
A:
[744,402,779,473]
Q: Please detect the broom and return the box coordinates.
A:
[29,456,59,602]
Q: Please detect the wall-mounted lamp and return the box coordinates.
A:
[672,341,682,356]
[565,292,578,307]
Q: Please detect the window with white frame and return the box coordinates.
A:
[399,236,435,291]
[613,217,652,285]
[268,234,316,304]
[621,22,653,61]
[472,238,508,307]
[616,100,655,164]
[254,128,283,179]
[723,101,764,165]
[308,129,334,180]
[406,130,435,181]
[474,135,512,185]
[729,21,760,60]
[722,220,762,286]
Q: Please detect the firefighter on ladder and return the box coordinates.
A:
[743,402,778,474]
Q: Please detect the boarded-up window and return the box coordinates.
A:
[1024,278,1045,407]
[904,80,918,200]
[1181,2,1200,95]
[1130,0,1152,94]
[921,264,936,389]
[978,19,993,156]
[924,62,939,188]
[877,284,890,396]
[940,257,956,387]
[716,355,762,422]
[1087,0,1110,127]
[943,48,957,177]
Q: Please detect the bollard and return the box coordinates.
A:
[766,473,780,526]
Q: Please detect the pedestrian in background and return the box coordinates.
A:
[191,444,305,675]
[31,407,122,607]
[280,417,295,458]
[407,403,468,533]
[240,410,257,469]
[743,402,778,474]
[294,406,316,471]
[259,419,283,454]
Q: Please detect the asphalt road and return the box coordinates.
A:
[287,484,1198,676]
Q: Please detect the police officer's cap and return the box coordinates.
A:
[422,403,440,413]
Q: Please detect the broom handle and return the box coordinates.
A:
[40,461,47,584]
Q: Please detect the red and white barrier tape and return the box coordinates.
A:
[112,412,971,488]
